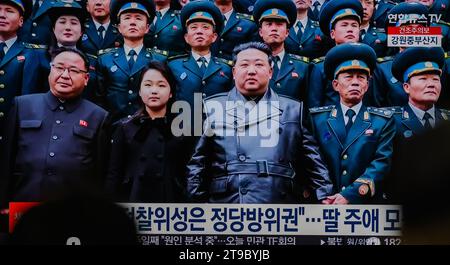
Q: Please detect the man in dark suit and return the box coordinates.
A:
[310,43,396,204]
[253,0,310,101]
[0,47,110,219]
[187,42,333,203]
[79,0,122,56]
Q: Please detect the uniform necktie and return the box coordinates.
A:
[360,29,366,41]
[423,112,433,130]
[312,1,321,19]
[223,15,227,27]
[128,49,136,70]
[32,0,40,17]
[296,21,303,40]
[345,109,356,133]
[98,25,105,42]
[198,57,207,75]
[0,42,6,62]
[273,56,281,79]
[155,11,162,25]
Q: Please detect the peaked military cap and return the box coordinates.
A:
[252,0,297,28]
[47,0,86,26]
[324,42,377,80]
[392,47,445,83]
[180,0,224,33]
[319,0,363,37]
[385,2,429,27]
[110,0,156,25]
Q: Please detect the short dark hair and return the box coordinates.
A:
[137,60,177,109]
[50,47,90,72]
[232,41,273,66]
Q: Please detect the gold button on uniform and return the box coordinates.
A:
[0,84,4,89]
[0,70,4,75]
[343,154,348,160]
[342,170,347,176]
[0,112,4,118]
[0,98,4,103]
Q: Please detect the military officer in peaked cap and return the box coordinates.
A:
[168,0,233,135]
[390,46,450,140]
[18,0,53,45]
[252,0,311,101]
[308,0,365,108]
[310,43,396,204]
[96,0,168,122]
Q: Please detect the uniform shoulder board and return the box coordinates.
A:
[367,107,394,118]
[312,56,325,64]
[373,27,386,33]
[380,106,403,114]
[377,56,394,63]
[173,10,181,15]
[168,53,189,61]
[289,54,309,63]
[85,53,97,60]
[98,47,118,55]
[216,57,234,66]
[312,20,319,27]
[23,42,47,49]
[445,52,450,59]
[309,105,335,114]
[150,48,169,56]
[386,0,398,5]
[236,12,254,21]
[439,108,450,119]
[205,92,228,101]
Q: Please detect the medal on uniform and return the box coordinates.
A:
[291,72,299,78]
[364,111,369,120]
[237,27,242,32]
[17,55,25,62]
[173,25,178,31]
[359,184,369,196]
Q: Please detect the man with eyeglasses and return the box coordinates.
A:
[0,47,110,225]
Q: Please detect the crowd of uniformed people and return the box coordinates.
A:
[0,0,449,224]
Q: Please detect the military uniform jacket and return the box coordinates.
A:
[187,87,333,203]
[373,0,396,29]
[390,105,450,140]
[269,53,310,101]
[0,41,48,142]
[361,26,390,58]
[18,1,53,45]
[430,0,450,23]
[211,11,258,60]
[309,104,396,203]
[96,47,168,121]
[105,112,192,203]
[285,19,332,59]
[168,53,233,108]
[371,56,406,107]
[0,92,109,207]
[80,19,123,57]
[146,9,185,56]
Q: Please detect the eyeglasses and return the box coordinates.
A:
[50,63,88,76]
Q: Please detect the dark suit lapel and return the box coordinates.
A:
[343,106,371,153]
[183,54,203,78]
[203,58,221,81]
[221,12,239,36]
[327,106,346,149]
[113,48,130,75]
[275,55,294,82]
[288,28,300,45]
[0,41,24,68]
